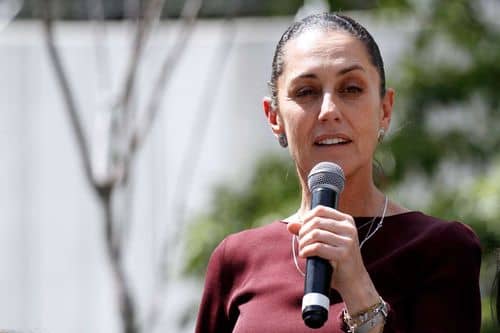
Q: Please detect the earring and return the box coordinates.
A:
[278,133,288,148]
[377,128,386,143]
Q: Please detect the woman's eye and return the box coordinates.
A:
[296,87,317,97]
[340,85,363,94]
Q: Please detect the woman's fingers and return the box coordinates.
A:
[298,228,355,265]
[299,227,352,251]
[302,205,352,223]
[286,206,370,293]
[287,207,357,240]
[286,206,360,266]
[298,215,356,240]
[299,241,350,264]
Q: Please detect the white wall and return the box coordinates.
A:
[0,16,410,333]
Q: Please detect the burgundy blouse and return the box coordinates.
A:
[195,212,481,332]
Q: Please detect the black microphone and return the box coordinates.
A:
[302,162,345,329]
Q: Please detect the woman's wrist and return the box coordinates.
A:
[338,270,386,333]
[339,270,380,315]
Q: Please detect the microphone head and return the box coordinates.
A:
[307,162,345,193]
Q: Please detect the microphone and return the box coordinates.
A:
[302,162,345,329]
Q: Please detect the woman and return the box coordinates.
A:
[196,13,481,333]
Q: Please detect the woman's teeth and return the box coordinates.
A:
[317,138,349,145]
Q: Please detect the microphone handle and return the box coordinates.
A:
[302,187,338,329]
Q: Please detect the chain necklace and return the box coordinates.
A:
[359,196,388,249]
[291,196,388,277]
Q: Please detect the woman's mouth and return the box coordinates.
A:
[315,137,352,146]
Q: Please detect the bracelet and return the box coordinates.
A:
[352,311,386,333]
[342,297,389,333]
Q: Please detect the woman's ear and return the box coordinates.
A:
[380,88,395,130]
[263,97,284,136]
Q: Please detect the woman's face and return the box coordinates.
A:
[266,29,393,180]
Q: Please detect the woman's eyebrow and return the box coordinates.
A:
[293,73,318,80]
[292,64,365,81]
[337,64,365,75]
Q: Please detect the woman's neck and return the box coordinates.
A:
[297,166,386,218]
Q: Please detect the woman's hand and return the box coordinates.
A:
[287,205,380,314]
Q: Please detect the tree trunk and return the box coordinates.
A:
[100,188,137,333]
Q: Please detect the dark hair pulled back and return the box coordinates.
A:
[268,13,386,107]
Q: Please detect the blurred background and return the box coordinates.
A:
[1,0,499,332]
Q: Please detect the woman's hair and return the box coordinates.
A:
[268,13,386,107]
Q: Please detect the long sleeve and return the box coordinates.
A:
[195,238,233,333]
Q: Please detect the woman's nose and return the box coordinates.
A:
[318,93,341,122]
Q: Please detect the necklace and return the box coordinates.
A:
[359,196,388,249]
[291,235,305,276]
[291,196,388,277]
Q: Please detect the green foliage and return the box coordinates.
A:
[426,159,500,253]
[183,155,300,276]
[387,0,500,183]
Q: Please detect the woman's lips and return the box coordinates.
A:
[314,135,352,146]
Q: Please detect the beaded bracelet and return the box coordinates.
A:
[342,297,389,333]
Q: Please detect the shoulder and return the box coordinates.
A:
[397,212,482,267]
[391,212,479,245]
[223,221,287,251]
[211,220,283,244]
[383,212,481,266]
[413,212,480,250]
[208,221,287,267]
[436,220,482,264]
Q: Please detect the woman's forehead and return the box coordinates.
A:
[284,29,369,66]
[281,29,374,80]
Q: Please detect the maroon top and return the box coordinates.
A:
[195,212,481,332]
